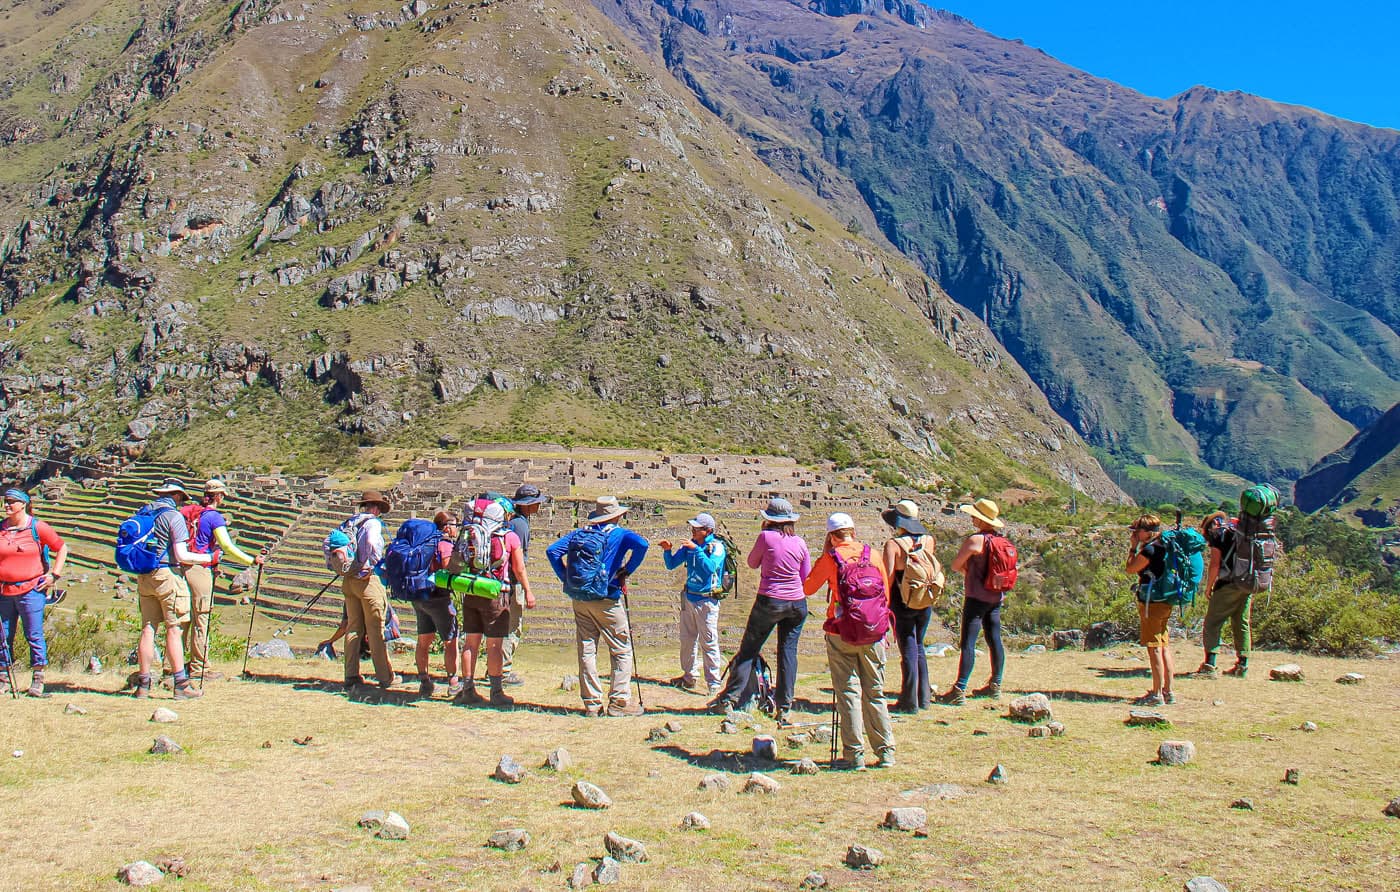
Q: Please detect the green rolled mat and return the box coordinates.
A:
[433,569,503,598]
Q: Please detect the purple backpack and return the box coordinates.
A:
[831,545,891,646]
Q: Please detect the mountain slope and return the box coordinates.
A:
[1295,401,1400,526]
[0,0,1120,502]
[594,0,1400,492]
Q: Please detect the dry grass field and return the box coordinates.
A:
[1,643,1396,891]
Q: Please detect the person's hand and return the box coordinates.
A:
[678,541,697,551]
[35,574,50,591]
[524,591,536,609]
[254,554,266,567]
[658,540,673,551]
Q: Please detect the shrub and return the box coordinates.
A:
[9,605,138,669]
[1252,549,1400,656]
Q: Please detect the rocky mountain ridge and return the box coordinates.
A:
[1295,401,1400,525]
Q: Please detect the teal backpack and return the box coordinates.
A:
[1145,527,1207,607]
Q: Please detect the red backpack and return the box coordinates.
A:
[982,532,1018,593]
[828,544,891,646]
[179,504,209,554]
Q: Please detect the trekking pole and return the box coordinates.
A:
[272,572,342,638]
[0,631,17,700]
[239,550,268,678]
[829,686,839,768]
[619,577,645,710]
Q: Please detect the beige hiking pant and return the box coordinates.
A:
[825,633,895,760]
[343,573,395,685]
[572,598,634,709]
[183,564,215,673]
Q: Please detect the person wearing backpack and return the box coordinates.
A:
[708,498,811,725]
[1124,514,1176,706]
[340,490,399,692]
[128,479,215,700]
[451,500,535,707]
[545,496,649,717]
[1192,489,1279,680]
[181,478,263,684]
[660,512,727,696]
[403,511,461,699]
[803,512,894,770]
[500,483,551,686]
[0,488,69,697]
[881,500,941,713]
[939,498,1014,706]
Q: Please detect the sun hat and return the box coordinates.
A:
[3,488,30,504]
[959,498,1004,530]
[881,499,927,535]
[687,512,717,530]
[760,497,800,523]
[826,512,855,533]
[203,478,229,495]
[358,489,392,513]
[512,484,551,507]
[152,478,189,497]
[587,496,629,524]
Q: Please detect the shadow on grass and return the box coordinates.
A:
[1005,687,1129,704]
[1093,666,1152,679]
[650,743,792,774]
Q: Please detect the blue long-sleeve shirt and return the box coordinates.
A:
[662,534,727,602]
[546,523,649,600]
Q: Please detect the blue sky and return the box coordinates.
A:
[927,2,1400,131]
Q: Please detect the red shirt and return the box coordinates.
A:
[0,517,64,593]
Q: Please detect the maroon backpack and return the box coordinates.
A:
[828,544,891,646]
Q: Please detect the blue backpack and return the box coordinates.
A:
[1144,527,1207,607]
[114,505,177,574]
[382,518,443,601]
[562,526,614,601]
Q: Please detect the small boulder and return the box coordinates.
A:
[1127,709,1171,727]
[791,758,820,776]
[986,764,1008,785]
[800,872,828,889]
[1383,797,1400,818]
[1184,878,1230,892]
[743,772,781,794]
[1007,693,1053,723]
[543,747,573,770]
[1298,721,1318,733]
[493,755,524,784]
[664,720,684,733]
[377,812,410,840]
[572,780,612,809]
[569,862,591,889]
[1336,672,1364,685]
[1028,726,1050,738]
[882,807,927,832]
[1283,768,1301,785]
[1269,663,1304,682]
[811,725,833,743]
[1157,740,1196,766]
[149,736,183,755]
[786,733,811,749]
[698,773,731,792]
[64,703,87,715]
[924,642,956,657]
[646,727,670,742]
[1230,798,1254,810]
[1051,628,1084,650]
[752,735,777,760]
[1024,644,1047,654]
[603,830,648,863]
[248,639,295,660]
[486,829,529,851]
[719,719,739,734]
[150,707,178,724]
[1046,721,1066,737]
[559,674,579,692]
[593,856,621,885]
[153,857,186,878]
[358,810,386,830]
[117,861,164,886]
[681,811,711,830]
[843,844,883,869]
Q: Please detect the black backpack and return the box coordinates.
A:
[734,654,776,716]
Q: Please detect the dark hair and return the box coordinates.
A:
[433,510,459,530]
[763,520,796,537]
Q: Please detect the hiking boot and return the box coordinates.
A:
[343,676,366,692]
[133,673,153,699]
[1132,691,1165,707]
[835,752,867,772]
[776,709,794,727]
[606,700,646,717]
[670,675,698,691]
[971,682,1001,700]
[937,686,966,706]
[1223,662,1248,678]
[1190,663,1220,679]
[707,698,736,716]
[875,750,896,769]
[501,672,525,687]
[453,684,483,705]
[488,675,514,708]
[1163,690,1176,705]
[173,682,203,701]
[418,674,435,698]
[26,670,46,698]
[584,705,605,718]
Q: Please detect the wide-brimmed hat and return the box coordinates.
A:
[203,478,229,496]
[587,496,629,524]
[881,499,927,535]
[959,498,1004,530]
[760,497,800,523]
[512,484,551,507]
[687,512,717,530]
[826,512,855,533]
[152,478,189,497]
[358,489,392,513]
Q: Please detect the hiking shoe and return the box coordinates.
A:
[489,690,515,708]
[584,705,605,718]
[670,675,698,691]
[502,672,525,687]
[1223,663,1248,678]
[875,750,896,769]
[707,698,736,716]
[453,685,483,705]
[835,754,868,772]
[937,686,966,706]
[26,671,46,698]
[446,677,465,697]
[1163,691,1176,705]
[1132,691,1165,707]
[173,683,204,701]
[418,676,435,698]
[1190,663,1220,679]
[607,701,646,717]
[971,682,1001,700]
[776,709,795,727]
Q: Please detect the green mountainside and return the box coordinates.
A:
[595,0,1400,499]
[1294,401,1400,527]
[0,0,1121,504]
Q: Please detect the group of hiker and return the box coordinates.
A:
[0,470,1279,769]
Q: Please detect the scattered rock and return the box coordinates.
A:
[247,639,295,660]
[64,703,87,715]
[1051,629,1084,650]
[486,829,529,851]
[86,655,103,674]
[1157,741,1196,766]
[543,747,573,770]
[791,758,820,775]
[843,844,883,869]
[376,812,410,840]
[698,773,731,792]
[882,807,927,832]
[1127,709,1171,727]
[1298,721,1318,733]
[603,830,648,863]
[1024,644,1047,654]
[117,861,164,886]
[1283,768,1301,785]
[592,856,621,885]
[1336,672,1364,685]
[924,642,956,657]
[1383,797,1400,818]
[149,736,183,755]
[664,720,684,733]
[680,811,711,830]
[986,764,1008,784]
[811,725,833,743]
[743,772,781,794]
[1007,693,1053,723]
[719,719,739,734]
[1028,725,1049,738]
[646,726,670,742]
[150,707,178,724]
[786,733,811,748]
[1084,621,1133,650]
[1269,663,1304,682]
[800,872,828,889]
[569,862,591,889]
[358,810,386,831]
[494,755,525,784]
[1046,721,1066,737]
[752,735,777,760]
[572,780,612,809]
[1230,798,1254,810]
[260,741,272,749]
[559,674,579,692]
[292,736,313,746]
[1184,878,1230,892]
[972,729,989,736]
[153,857,186,878]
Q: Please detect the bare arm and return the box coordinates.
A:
[950,534,983,574]
[882,539,901,583]
[49,542,69,580]
[1204,548,1222,598]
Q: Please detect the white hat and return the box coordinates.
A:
[587,496,629,524]
[687,512,717,530]
[825,512,855,533]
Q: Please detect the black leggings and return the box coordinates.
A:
[955,597,1005,689]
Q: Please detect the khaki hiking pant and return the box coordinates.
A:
[1203,582,1253,660]
[343,573,395,685]
[183,564,215,674]
[825,633,894,761]
[573,598,634,710]
[501,586,525,675]
[678,595,722,689]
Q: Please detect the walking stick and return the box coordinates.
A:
[239,551,268,678]
[829,684,840,769]
[272,572,341,638]
[619,577,645,710]
[0,631,17,700]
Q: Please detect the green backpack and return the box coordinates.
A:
[1239,483,1279,520]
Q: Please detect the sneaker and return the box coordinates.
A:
[446,677,465,697]
[1190,663,1220,679]
[418,676,435,698]
[606,701,646,717]
[707,698,735,716]
[173,683,204,701]
[937,686,966,706]
[971,682,1001,700]
[1223,663,1248,678]
[670,675,698,691]
[1163,691,1176,705]
[1131,691,1165,707]
[453,685,483,705]
[584,705,605,718]
[875,750,896,769]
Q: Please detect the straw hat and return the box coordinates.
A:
[959,498,1004,530]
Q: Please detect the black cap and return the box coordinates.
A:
[512,484,551,507]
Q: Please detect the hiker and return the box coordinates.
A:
[500,483,551,686]
[881,499,941,712]
[340,491,399,691]
[1193,489,1279,679]
[545,496,648,717]
[129,479,214,700]
[804,512,895,769]
[939,498,1014,705]
[660,512,726,696]
[0,488,68,697]
[1125,514,1175,705]
[709,497,811,725]
[452,500,534,707]
[412,511,461,698]
[181,479,263,683]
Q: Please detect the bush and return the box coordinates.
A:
[9,605,138,669]
[1252,549,1400,656]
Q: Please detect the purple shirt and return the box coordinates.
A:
[747,530,812,601]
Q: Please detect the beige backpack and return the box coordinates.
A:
[898,535,944,610]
